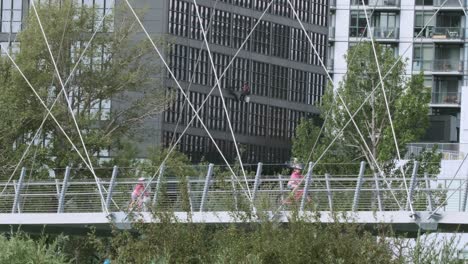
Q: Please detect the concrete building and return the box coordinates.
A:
[329,0,465,144]
[0,0,329,164]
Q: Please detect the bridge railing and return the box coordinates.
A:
[0,163,463,214]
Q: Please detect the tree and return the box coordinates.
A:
[294,42,431,174]
[0,0,170,178]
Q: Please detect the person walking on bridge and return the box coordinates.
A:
[131,177,150,211]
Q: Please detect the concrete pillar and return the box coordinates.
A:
[460,86,468,156]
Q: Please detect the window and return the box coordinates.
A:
[169,0,190,37]
[232,13,251,50]
[291,27,309,64]
[310,32,326,66]
[251,60,269,97]
[249,103,268,136]
[413,44,433,71]
[272,23,290,59]
[0,41,19,56]
[290,69,308,103]
[168,44,188,82]
[188,47,210,85]
[415,0,433,6]
[271,0,290,18]
[309,72,325,105]
[1,0,22,33]
[211,9,231,46]
[253,0,271,12]
[230,100,249,134]
[269,106,288,139]
[271,65,289,100]
[289,0,311,23]
[211,52,231,88]
[414,11,434,38]
[252,20,271,55]
[312,0,328,27]
[350,11,367,37]
[74,0,114,31]
[191,4,210,40]
[207,95,225,131]
[230,57,250,91]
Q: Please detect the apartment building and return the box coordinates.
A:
[0,0,329,164]
[329,0,465,143]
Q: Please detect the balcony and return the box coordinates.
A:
[370,27,399,39]
[432,27,464,40]
[412,59,464,73]
[414,27,464,39]
[351,0,400,7]
[434,0,465,8]
[431,92,461,106]
[350,27,399,40]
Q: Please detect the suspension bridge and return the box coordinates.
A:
[2,161,468,234]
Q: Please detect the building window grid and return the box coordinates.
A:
[271,65,289,100]
[252,19,271,55]
[232,13,251,51]
[251,60,269,97]
[211,9,231,46]
[249,103,268,136]
[272,23,290,59]
[310,32,326,66]
[290,69,308,103]
[168,44,188,82]
[188,47,210,85]
[207,95,226,131]
[230,57,250,91]
[187,91,206,129]
[269,106,288,139]
[231,100,249,134]
[1,0,22,33]
[169,0,190,37]
[211,52,231,88]
[291,27,310,64]
[191,4,210,40]
[271,0,290,18]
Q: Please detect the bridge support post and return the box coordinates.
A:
[152,164,165,208]
[325,173,333,211]
[352,161,366,212]
[199,163,214,212]
[278,175,285,202]
[374,173,383,211]
[104,166,118,212]
[300,162,314,212]
[186,176,193,213]
[11,167,26,214]
[251,163,263,202]
[57,167,71,213]
[230,175,238,210]
[424,172,434,212]
[406,161,419,211]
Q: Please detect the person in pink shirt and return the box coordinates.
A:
[131,177,150,211]
[284,163,307,204]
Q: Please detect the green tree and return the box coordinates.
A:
[294,42,431,174]
[0,0,169,178]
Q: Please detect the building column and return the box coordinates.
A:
[460,86,468,155]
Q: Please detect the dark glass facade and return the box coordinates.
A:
[165,0,329,164]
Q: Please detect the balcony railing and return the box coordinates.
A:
[431,92,461,105]
[414,27,464,39]
[350,27,399,39]
[406,143,465,160]
[432,27,464,39]
[351,0,400,7]
[412,59,464,73]
[371,27,399,39]
[434,0,465,7]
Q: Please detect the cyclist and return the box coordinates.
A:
[283,163,308,204]
[131,177,150,211]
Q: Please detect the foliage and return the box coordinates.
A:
[0,233,68,264]
[0,0,169,179]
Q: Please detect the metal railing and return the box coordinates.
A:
[406,143,466,160]
[351,0,400,7]
[371,27,399,39]
[431,92,461,105]
[434,0,465,7]
[0,163,463,214]
[412,59,464,73]
[431,27,464,39]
